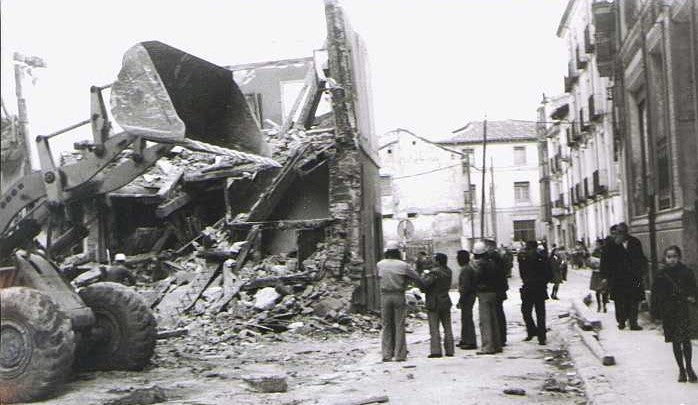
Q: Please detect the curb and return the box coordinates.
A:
[571,323,615,366]
[571,299,602,331]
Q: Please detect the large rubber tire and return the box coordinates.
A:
[77,282,156,371]
[0,287,75,404]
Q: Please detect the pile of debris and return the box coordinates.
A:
[128,217,381,348]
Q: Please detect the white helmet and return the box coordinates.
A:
[114,253,126,262]
[384,240,400,251]
[472,241,487,255]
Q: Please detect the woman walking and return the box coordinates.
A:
[651,246,697,383]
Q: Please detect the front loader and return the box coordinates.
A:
[0,41,278,403]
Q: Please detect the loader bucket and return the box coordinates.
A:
[111,41,271,157]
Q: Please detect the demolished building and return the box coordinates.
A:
[77,0,382,314]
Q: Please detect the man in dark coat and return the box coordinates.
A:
[422,253,454,357]
[487,244,509,346]
[600,222,648,330]
[457,250,477,350]
[519,240,553,345]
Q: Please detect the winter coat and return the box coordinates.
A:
[518,250,553,301]
[422,265,453,311]
[651,263,697,342]
[600,236,647,301]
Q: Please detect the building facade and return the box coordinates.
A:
[379,121,543,266]
[539,0,626,249]
[439,121,544,248]
[603,0,698,274]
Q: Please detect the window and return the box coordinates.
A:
[656,138,672,210]
[382,213,394,219]
[380,176,393,197]
[514,146,526,165]
[514,181,530,202]
[463,184,476,210]
[407,212,417,218]
[461,148,474,174]
[513,220,536,242]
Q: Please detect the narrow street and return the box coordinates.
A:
[31,265,591,405]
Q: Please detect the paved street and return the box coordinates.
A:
[563,268,698,404]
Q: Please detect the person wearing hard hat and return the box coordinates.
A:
[377,241,423,362]
[104,253,136,286]
[472,241,504,354]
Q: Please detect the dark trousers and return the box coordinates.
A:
[459,294,477,347]
[496,298,507,345]
[521,296,546,341]
[614,296,640,327]
[428,307,454,356]
[381,292,407,361]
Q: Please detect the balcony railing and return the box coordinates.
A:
[593,169,608,195]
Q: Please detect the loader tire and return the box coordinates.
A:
[0,287,75,404]
[77,282,156,371]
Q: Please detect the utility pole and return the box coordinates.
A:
[490,157,497,243]
[13,52,47,173]
[480,118,487,239]
[464,154,475,249]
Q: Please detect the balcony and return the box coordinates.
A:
[574,183,585,204]
[593,169,608,195]
[584,177,591,200]
[576,47,589,70]
[552,207,568,217]
[584,25,595,54]
[589,94,605,122]
[592,1,616,77]
[567,123,583,147]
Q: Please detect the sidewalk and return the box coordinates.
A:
[565,268,698,404]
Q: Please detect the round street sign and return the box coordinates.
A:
[397,219,415,241]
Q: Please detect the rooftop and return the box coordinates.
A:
[438,120,538,145]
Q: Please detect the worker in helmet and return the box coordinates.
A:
[472,241,505,354]
[103,253,136,286]
[377,241,423,362]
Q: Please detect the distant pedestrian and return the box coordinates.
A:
[422,253,454,358]
[377,241,423,362]
[600,222,648,330]
[591,229,615,313]
[457,249,477,350]
[472,241,503,354]
[518,240,553,345]
[651,246,697,383]
[550,249,565,300]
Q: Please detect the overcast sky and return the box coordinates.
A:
[1,0,568,155]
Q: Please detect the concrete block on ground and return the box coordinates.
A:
[571,298,602,330]
[572,323,615,366]
[242,373,288,393]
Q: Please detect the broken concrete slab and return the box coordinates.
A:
[253,287,281,310]
[242,374,288,393]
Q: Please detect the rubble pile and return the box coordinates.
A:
[136,217,381,350]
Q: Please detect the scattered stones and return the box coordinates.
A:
[242,373,288,393]
[503,388,526,396]
[254,287,282,310]
[103,386,167,405]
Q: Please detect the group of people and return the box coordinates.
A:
[593,222,697,383]
[376,238,554,361]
